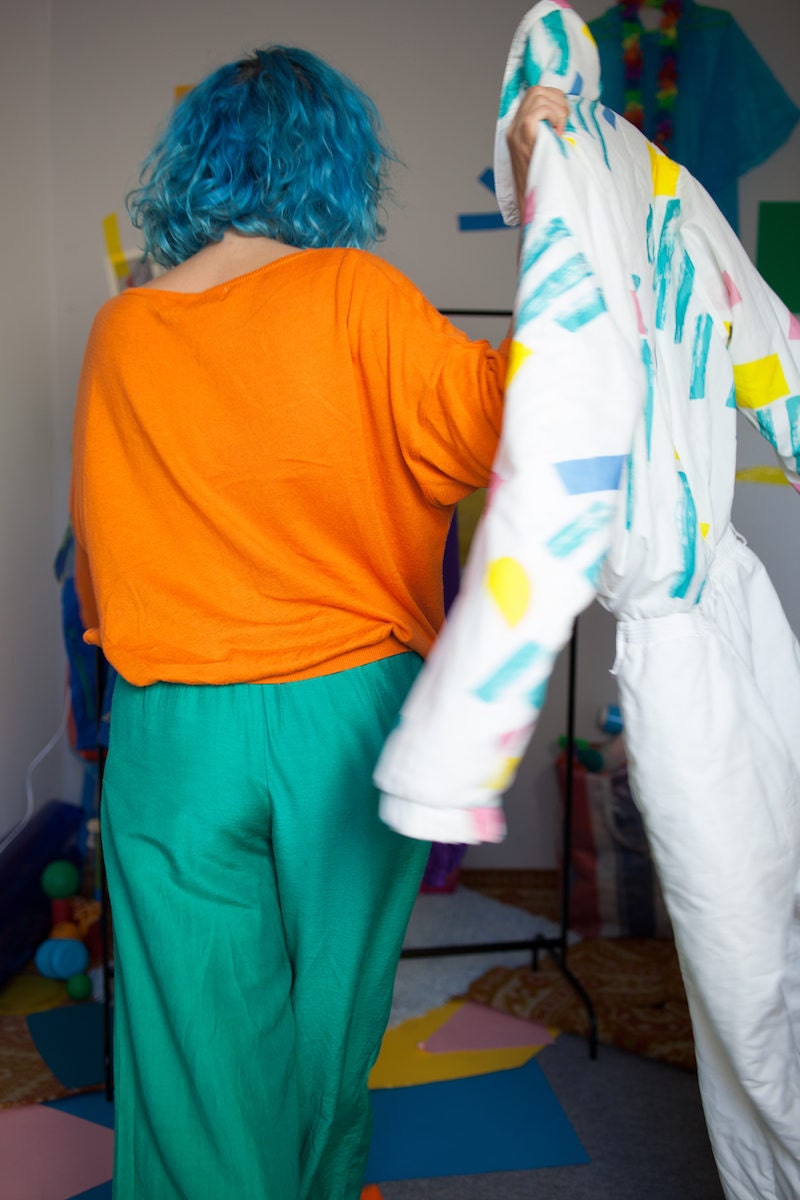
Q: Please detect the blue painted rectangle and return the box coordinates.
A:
[554,455,626,494]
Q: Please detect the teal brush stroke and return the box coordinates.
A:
[689,313,714,399]
[474,642,545,704]
[669,469,698,599]
[674,251,695,344]
[547,500,615,557]
[655,200,681,329]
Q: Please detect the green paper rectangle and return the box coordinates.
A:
[757,201,800,313]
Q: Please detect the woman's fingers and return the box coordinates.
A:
[506,86,570,208]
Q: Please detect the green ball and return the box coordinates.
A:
[41,860,80,899]
[66,973,93,1002]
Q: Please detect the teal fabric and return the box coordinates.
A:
[590,1,800,232]
[102,654,429,1200]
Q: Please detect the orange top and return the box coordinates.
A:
[70,247,507,685]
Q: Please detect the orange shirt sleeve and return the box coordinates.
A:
[346,254,508,506]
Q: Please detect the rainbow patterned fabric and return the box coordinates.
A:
[374,0,800,845]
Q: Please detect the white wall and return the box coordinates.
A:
[0,0,69,839]
[2,0,797,862]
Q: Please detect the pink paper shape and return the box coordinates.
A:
[420,1001,555,1054]
[0,1104,114,1200]
[789,312,800,341]
[524,187,537,227]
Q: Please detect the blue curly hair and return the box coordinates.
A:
[127,47,395,267]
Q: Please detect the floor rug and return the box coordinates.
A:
[465,936,695,1071]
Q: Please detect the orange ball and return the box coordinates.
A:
[50,921,81,940]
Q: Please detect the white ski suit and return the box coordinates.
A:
[374,4,800,1197]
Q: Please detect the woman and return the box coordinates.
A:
[70,45,565,1199]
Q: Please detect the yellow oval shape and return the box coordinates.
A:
[486,557,530,626]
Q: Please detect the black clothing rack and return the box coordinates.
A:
[399,306,597,1058]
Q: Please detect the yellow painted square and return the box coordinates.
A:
[648,144,680,197]
[733,354,790,409]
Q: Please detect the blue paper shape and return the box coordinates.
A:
[68,1185,112,1200]
[27,1002,109,1090]
[365,1058,588,1182]
[47,1090,115,1130]
[459,212,507,231]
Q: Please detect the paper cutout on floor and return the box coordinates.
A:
[0,1104,113,1200]
[47,1090,116,1130]
[27,1002,107,1090]
[419,999,555,1053]
[369,1001,543,1089]
[365,1057,588,1182]
[0,973,67,1015]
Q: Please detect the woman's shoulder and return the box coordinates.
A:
[325,246,418,292]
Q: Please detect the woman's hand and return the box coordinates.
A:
[506,86,570,214]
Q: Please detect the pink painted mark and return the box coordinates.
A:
[487,471,507,508]
[472,806,506,843]
[499,725,534,750]
[524,187,537,227]
[789,312,800,341]
[722,270,742,307]
[631,290,646,335]
[792,481,800,495]
[551,0,575,8]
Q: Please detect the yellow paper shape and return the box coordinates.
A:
[0,973,67,1015]
[581,23,597,48]
[648,144,680,197]
[506,340,533,386]
[699,522,710,539]
[102,213,129,281]
[733,355,790,409]
[174,85,194,103]
[369,1002,545,1089]
[486,557,530,627]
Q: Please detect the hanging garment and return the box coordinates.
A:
[374,4,800,1197]
[589,0,799,233]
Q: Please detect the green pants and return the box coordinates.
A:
[102,653,430,1200]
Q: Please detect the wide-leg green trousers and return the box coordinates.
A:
[101,653,430,1200]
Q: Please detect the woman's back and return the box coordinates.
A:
[72,245,506,686]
